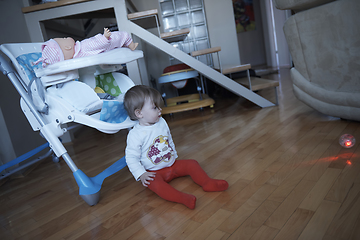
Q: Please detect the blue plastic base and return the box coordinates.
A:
[73,156,127,205]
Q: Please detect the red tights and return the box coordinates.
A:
[148,159,228,209]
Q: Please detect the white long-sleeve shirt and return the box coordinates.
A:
[125,117,178,180]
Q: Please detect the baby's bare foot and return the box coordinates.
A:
[129,42,138,50]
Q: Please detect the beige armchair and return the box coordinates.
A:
[275,0,360,121]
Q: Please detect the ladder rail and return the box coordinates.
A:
[127,21,275,108]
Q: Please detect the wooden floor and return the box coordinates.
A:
[1,68,360,239]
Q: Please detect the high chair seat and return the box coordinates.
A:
[47,81,103,114]
[1,42,142,133]
[0,41,144,205]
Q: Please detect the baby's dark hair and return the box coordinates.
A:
[124,85,164,120]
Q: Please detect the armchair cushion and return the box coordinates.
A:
[280,0,360,121]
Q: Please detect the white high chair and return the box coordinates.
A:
[0,42,143,206]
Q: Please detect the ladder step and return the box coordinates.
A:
[128,9,158,19]
[222,64,252,75]
[234,77,279,91]
[128,9,189,43]
[191,46,221,57]
[160,28,190,43]
[128,9,159,29]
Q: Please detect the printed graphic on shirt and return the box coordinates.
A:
[147,135,174,165]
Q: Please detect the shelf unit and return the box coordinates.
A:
[127,9,190,43]
[158,0,213,67]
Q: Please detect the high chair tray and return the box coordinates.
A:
[35,48,143,77]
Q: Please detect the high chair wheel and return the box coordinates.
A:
[52,154,60,163]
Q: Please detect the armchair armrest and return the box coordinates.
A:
[274,0,336,11]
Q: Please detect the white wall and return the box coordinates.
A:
[260,0,291,69]
[260,0,277,68]
[0,0,46,161]
[272,6,291,68]
[204,0,241,68]
[0,108,16,165]
[236,0,267,66]
[234,0,291,69]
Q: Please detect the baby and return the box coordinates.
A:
[35,28,138,67]
[124,85,228,209]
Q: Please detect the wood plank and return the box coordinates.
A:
[0,225,21,239]
[305,140,341,181]
[106,201,174,239]
[222,171,275,212]
[153,207,196,237]
[249,225,279,240]
[163,219,202,239]
[218,184,277,234]
[266,153,308,186]
[350,215,360,240]
[207,229,230,240]
[191,47,221,57]
[184,209,232,240]
[273,208,314,240]
[299,168,342,211]
[228,200,280,240]
[157,191,221,237]
[325,156,360,202]
[44,215,97,240]
[9,194,83,236]
[190,178,249,223]
[298,200,341,240]
[265,179,315,230]
[323,182,360,240]
[131,188,207,239]
[238,151,283,181]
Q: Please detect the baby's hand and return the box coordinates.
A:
[104,28,111,39]
[140,171,156,187]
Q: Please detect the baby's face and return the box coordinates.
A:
[137,98,162,126]
[54,37,75,60]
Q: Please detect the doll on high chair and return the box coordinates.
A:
[124,85,229,209]
[35,28,138,67]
